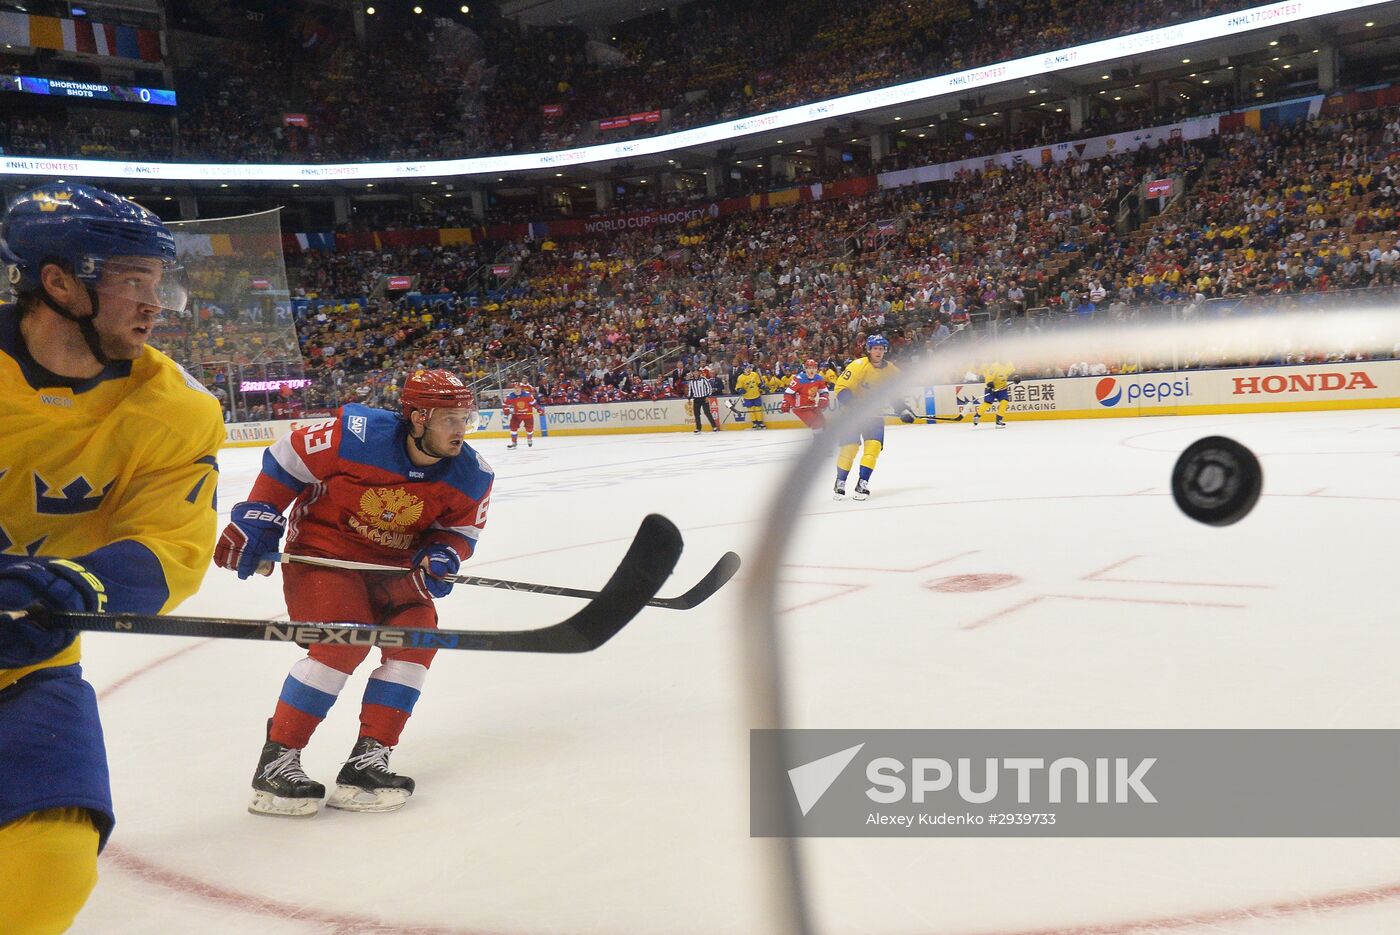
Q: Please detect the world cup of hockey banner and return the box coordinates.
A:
[752,729,1400,837]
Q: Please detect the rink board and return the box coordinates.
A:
[221,360,1400,448]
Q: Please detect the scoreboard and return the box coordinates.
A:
[1,75,176,107]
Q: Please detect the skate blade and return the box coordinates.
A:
[248,791,320,818]
[852,492,870,501]
[326,784,411,813]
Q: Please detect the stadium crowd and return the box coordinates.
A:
[0,0,1283,166]
[150,100,1400,422]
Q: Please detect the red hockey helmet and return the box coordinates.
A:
[401,369,476,422]
[804,358,818,369]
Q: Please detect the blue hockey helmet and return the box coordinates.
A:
[2,183,183,306]
[2,183,186,362]
[866,334,890,351]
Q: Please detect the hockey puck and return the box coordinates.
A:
[1170,436,1262,527]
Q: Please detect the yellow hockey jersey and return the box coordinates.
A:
[0,304,225,689]
[983,361,1016,391]
[834,355,901,398]
[735,370,764,400]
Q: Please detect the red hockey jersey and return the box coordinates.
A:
[250,404,493,565]
[783,372,831,410]
[504,390,540,416]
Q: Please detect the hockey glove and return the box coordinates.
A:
[215,501,287,580]
[779,397,793,414]
[0,558,105,667]
[985,381,996,395]
[817,395,830,410]
[899,408,916,424]
[409,545,461,601]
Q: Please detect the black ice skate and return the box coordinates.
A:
[852,479,871,501]
[995,416,1007,428]
[527,438,533,447]
[506,441,517,449]
[249,726,324,818]
[833,479,846,500]
[326,736,415,813]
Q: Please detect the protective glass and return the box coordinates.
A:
[89,256,190,317]
[425,405,480,435]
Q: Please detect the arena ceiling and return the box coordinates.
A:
[499,0,695,28]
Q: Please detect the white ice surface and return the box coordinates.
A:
[69,410,1400,935]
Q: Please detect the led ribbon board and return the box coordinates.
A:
[0,0,1384,182]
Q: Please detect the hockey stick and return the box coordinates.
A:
[899,412,965,423]
[11,514,684,654]
[274,547,742,611]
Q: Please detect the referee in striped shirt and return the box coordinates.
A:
[687,370,720,433]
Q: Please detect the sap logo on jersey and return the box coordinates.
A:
[1095,377,1192,407]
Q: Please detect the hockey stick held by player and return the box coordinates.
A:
[18,511,685,656]
[273,544,741,611]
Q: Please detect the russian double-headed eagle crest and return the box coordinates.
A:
[359,487,424,531]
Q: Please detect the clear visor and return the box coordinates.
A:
[423,405,481,436]
[88,257,190,316]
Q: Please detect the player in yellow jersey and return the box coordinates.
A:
[832,335,907,500]
[974,360,1019,428]
[734,362,766,429]
[0,184,224,934]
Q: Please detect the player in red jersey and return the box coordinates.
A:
[780,359,832,432]
[214,369,494,817]
[504,381,543,449]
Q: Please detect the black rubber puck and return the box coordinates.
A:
[1171,436,1262,527]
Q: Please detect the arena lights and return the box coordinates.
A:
[0,0,1388,184]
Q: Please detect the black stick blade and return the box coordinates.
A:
[655,551,741,610]
[507,513,684,652]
